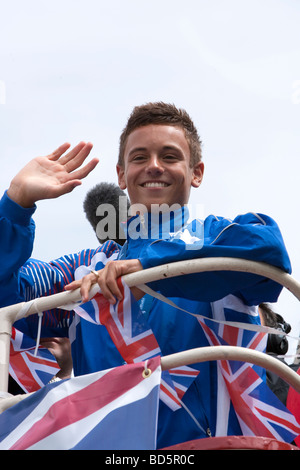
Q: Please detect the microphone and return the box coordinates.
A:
[83,182,130,246]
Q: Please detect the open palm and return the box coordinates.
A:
[7,142,99,207]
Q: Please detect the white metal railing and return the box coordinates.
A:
[1,257,300,411]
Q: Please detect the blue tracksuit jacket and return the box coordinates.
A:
[0,191,292,447]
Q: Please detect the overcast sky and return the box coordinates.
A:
[1,0,300,356]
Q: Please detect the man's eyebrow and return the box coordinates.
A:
[128,147,147,156]
[162,145,182,152]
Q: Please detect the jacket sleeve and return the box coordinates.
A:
[13,242,120,338]
[12,252,85,338]
[0,191,37,308]
[138,213,291,305]
[0,191,36,281]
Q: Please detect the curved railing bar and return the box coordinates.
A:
[161,345,300,393]
[1,258,299,324]
[122,257,300,301]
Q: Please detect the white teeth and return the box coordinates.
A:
[143,182,169,187]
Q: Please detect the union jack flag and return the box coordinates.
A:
[74,277,199,410]
[169,365,201,400]
[198,315,300,442]
[9,327,60,393]
[0,357,161,450]
[159,366,201,412]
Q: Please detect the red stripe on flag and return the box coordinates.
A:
[174,386,185,400]
[223,324,239,346]
[257,407,300,435]
[222,365,276,438]
[248,332,266,351]
[198,319,231,375]
[95,285,160,363]
[160,382,181,408]
[9,352,40,393]
[10,357,160,450]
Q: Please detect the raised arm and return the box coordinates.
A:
[0,141,99,305]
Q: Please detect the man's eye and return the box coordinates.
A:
[132,155,146,161]
[164,155,177,160]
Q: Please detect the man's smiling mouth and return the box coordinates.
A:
[141,182,170,188]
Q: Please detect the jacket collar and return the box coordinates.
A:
[124,205,191,241]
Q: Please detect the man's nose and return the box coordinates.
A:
[146,155,164,174]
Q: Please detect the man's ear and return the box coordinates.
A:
[191,161,204,188]
[116,164,126,190]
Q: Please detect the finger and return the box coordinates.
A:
[39,340,56,350]
[60,142,93,170]
[97,279,118,304]
[105,277,123,302]
[66,157,99,181]
[64,143,94,174]
[65,275,97,303]
[64,279,82,290]
[48,143,71,161]
[80,275,96,303]
[100,264,123,303]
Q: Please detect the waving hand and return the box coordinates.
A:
[7,142,98,207]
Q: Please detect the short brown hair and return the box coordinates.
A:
[118,102,202,168]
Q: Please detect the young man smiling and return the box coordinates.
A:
[0,102,292,447]
[117,123,204,209]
